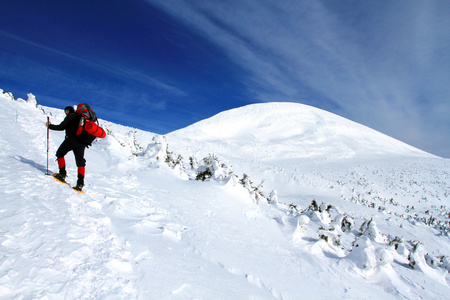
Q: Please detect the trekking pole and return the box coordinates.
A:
[46,116,50,175]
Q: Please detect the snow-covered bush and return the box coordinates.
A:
[389,236,408,256]
[303,200,333,225]
[318,227,342,247]
[308,200,319,211]
[196,166,212,181]
[145,135,169,161]
[100,128,146,162]
[195,154,233,181]
[348,236,377,270]
[341,216,354,232]
[165,152,184,168]
[268,189,278,205]
[440,256,450,272]
[189,156,198,170]
[1,89,15,100]
[425,253,438,269]
[359,219,386,243]
[238,173,266,203]
[26,93,38,107]
[408,241,423,269]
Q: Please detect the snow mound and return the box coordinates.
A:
[169,102,432,159]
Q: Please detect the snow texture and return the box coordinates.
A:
[1,90,449,299]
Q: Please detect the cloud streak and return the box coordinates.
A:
[146,0,450,157]
[0,31,186,98]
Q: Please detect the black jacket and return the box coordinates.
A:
[49,113,94,146]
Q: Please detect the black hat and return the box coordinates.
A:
[64,106,75,114]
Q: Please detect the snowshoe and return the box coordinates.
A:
[73,184,84,194]
[52,173,67,184]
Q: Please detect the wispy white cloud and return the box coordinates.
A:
[0,31,186,98]
[146,0,450,156]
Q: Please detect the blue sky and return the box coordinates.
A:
[1,0,449,157]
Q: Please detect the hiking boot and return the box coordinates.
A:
[73,183,84,193]
[76,173,84,187]
[53,173,67,184]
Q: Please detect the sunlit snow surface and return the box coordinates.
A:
[1,91,449,299]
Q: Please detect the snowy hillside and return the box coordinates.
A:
[167,102,432,159]
[1,90,450,299]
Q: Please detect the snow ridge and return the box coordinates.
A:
[168,102,432,159]
[1,90,449,299]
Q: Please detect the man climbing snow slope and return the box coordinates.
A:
[46,106,94,192]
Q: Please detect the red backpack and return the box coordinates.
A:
[76,103,97,122]
[75,103,106,139]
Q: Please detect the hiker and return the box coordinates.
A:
[46,105,92,192]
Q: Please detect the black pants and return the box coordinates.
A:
[56,137,86,167]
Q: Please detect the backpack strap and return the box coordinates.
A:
[76,115,85,136]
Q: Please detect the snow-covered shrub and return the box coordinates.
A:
[196,154,233,181]
[359,219,386,243]
[348,236,377,270]
[1,89,16,100]
[440,256,450,272]
[389,236,408,255]
[308,200,319,211]
[288,203,300,212]
[303,200,333,225]
[196,167,212,181]
[319,227,341,247]
[268,189,278,205]
[26,93,38,107]
[331,215,343,228]
[319,203,333,214]
[238,173,266,203]
[239,173,252,189]
[341,216,354,232]
[408,242,424,269]
[425,253,438,269]
[189,156,198,170]
[131,131,145,155]
[166,152,184,168]
[102,129,145,161]
[142,135,184,168]
[145,135,168,161]
[359,219,372,234]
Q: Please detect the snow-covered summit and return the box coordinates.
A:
[168,102,432,159]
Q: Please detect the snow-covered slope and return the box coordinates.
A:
[167,102,432,159]
[1,91,449,299]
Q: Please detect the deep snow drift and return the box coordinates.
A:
[1,90,449,299]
